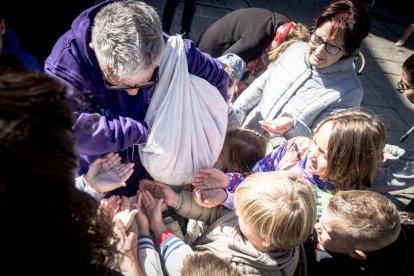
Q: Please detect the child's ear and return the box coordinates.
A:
[349,249,366,260]
[262,239,272,248]
[381,149,387,164]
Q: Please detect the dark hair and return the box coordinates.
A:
[218,128,268,173]
[402,53,414,87]
[313,0,371,56]
[0,68,117,274]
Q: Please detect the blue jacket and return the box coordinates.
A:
[45,0,229,196]
[3,28,42,72]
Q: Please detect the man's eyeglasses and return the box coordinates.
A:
[103,66,159,91]
[397,80,413,94]
[310,31,344,56]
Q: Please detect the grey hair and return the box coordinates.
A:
[91,0,164,80]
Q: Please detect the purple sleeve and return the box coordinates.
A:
[226,172,251,192]
[222,190,235,210]
[73,111,148,155]
[64,82,148,156]
[183,38,229,100]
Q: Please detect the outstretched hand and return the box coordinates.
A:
[194,188,227,208]
[140,190,168,236]
[259,116,294,135]
[139,179,179,208]
[133,191,150,236]
[84,152,134,193]
[112,196,139,230]
[192,168,228,190]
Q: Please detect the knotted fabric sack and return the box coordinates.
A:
[139,35,228,185]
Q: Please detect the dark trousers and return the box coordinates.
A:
[161,0,196,35]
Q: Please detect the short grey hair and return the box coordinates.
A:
[91,0,164,80]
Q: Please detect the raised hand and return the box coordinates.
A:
[133,191,150,236]
[192,168,228,190]
[140,190,168,236]
[139,179,179,208]
[112,196,139,230]
[194,188,227,208]
[84,152,135,193]
[259,116,294,135]
[100,195,122,217]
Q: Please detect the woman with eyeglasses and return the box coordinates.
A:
[233,0,371,140]
[373,53,414,202]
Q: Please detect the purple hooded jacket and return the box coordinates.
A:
[45,1,229,196]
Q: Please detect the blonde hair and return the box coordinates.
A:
[217,128,268,173]
[315,108,386,191]
[234,171,316,249]
[268,23,310,63]
[180,251,241,276]
[327,190,401,251]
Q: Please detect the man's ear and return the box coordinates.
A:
[349,249,366,260]
[88,42,94,50]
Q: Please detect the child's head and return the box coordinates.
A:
[400,53,414,104]
[218,53,246,103]
[216,128,268,173]
[180,251,241,276]
[315,190,401,260]
[307,108,386,191]
[234,171,316,251]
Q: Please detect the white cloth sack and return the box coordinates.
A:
[139,36,228,185]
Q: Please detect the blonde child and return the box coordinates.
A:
[306,190,412,275]
[140,171,317,276]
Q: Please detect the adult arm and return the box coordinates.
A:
[45,66,149,156]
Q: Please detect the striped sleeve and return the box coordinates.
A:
[158,230,193,276]
[138,235,163,276]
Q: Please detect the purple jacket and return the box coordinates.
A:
[45,1,229,196]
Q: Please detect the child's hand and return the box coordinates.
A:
[194,188,227,208]
[141,190,168,237]
[84,152,135,193]
[139,179,179,208]
[192,168,228,190]
[259,116,294,135]
[100,195,122,217]
[112,196,139,230]
[133,191,150,236]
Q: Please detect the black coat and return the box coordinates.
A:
[196,8,289,63]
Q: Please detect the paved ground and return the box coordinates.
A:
[148,0,414,207]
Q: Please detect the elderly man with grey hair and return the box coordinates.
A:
[45,0,229,197]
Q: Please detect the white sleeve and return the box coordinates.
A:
[74,175,106,201]
[160,234,194,276]
[138,236,164,276]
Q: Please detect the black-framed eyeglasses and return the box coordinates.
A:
[397,80,413,94]
[310,31,344,56]
[103,66,159,91]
